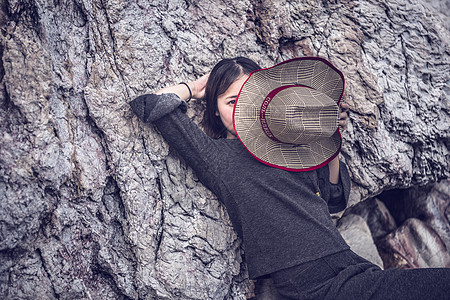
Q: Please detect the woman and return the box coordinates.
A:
[130,57,449,299]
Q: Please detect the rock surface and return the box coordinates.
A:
[337,214,384,268]
[338,180,450,271]
[381,179,450,252]
[341,197,397,240]
[377,179,450,269]
[0,0,449,299]
[377,218,450,269]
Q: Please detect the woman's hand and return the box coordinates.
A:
[339,102,350,131]
[190,74,209,99]
[155,74,209,102]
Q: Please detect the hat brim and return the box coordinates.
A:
[233,57,345,172]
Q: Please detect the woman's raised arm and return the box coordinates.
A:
[155,74,209,101]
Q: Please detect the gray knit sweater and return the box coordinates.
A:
[130,93,350,279]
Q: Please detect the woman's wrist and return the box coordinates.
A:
[155,83,193,102]
[186,81,198,99]
[179,82,192,102]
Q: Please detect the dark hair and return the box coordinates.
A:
[202,57,261,139]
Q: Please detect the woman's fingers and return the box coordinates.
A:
[191,74,209,99]
[339,118,348,131]
[339,102,350,131]
[340,102,350,114]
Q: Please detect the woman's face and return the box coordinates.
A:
[216,74,248,139]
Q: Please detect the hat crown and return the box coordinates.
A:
[233,57,344,171]
[262,86,339,144]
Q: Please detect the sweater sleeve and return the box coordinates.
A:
[129,93,188,122]
[317,161,351,214]
[129,93,222,195]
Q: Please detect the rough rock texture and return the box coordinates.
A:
[338,180,450,271]
[0,0,449,299]
[377,218,450,269]
[337,213,384,268]
[381,179,450,252]
[377,179,450,269]
[341,197,397,240]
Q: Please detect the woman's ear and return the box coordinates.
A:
[215,110,219,117]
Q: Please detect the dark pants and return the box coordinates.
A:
[271,250,450,300]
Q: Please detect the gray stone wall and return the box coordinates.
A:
[0,0,448,299]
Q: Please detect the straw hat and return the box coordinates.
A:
[233,57,345,171]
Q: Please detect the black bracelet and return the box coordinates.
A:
[179,82,192,102]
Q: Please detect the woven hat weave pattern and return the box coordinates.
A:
[233,57,345,171]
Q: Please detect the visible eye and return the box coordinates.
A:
[228,100,236,105]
